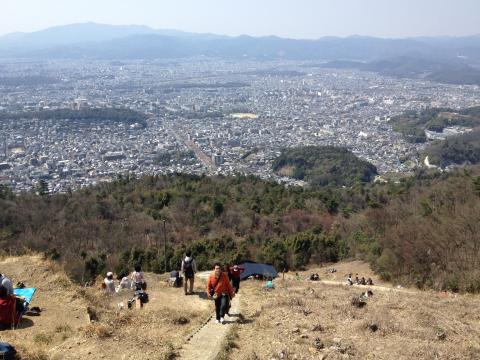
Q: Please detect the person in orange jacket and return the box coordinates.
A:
[206,263,235,324]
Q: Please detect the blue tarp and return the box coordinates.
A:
[13,288,36,304]
[238,262,277,280]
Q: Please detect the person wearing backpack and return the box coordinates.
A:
[206,263,235,324]
[181,252,197,295]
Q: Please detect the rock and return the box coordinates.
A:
[314,338,324,350]
[436,330,447,341]
[351,296,366,308]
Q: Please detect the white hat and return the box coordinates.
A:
[107,272,113,277]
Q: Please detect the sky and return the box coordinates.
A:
[1,0,479,39]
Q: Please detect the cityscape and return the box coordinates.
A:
[1,58,479,193]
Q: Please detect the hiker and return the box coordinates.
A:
[131,265,146,291]
[229,264,245,293]
[355,274,359,285]
[206,263,235,324]
[346,273,353,286]
[181,252,197,295]
[360,277,366,285]
[0,273,13,295]
[366,277,374,286]
[104,272,116,294]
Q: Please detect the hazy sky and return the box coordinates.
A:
[1,0,479,38]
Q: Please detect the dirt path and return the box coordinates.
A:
[179,294,241,360]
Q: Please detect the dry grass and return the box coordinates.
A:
[231,263,480,360]
[0,255,212,360]
[215,325,239,360]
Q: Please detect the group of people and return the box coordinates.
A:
[346,273,374,286]
[101,252,248,324]
[103,265,146,294]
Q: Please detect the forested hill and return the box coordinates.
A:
[1,166,480,293]
[272,146,378,187]
[0,107,148,128]
[0,174,352,281]
[424,129,480,167]
[343,166,480,293]
[389,106,480,143]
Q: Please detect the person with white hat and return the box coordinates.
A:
[104,272,116,294]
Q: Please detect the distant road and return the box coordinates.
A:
[170,129,216,173]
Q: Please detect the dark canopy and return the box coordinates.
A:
[238,261,277,280]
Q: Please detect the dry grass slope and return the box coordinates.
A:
[0,255,211,359]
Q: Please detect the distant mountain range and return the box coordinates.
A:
[1,23,480,84]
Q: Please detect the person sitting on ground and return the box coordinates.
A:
[229,264,245,294]
[206,263,235,324]
[0,273,13,295]
[366,277,374,286]
[119,276,132,290]
[131,265,146,291]
[346,273,353,286]
[169,270,182,288]
[355,274,359,285]
[181,252,197,295]
[104,272,116,294]
[265,276,275,289]
[360,277,366,285]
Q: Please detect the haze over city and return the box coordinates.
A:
[1,0,480,38]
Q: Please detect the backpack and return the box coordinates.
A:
[0,342,16,360]
[138,292,149,304]
[0,297,17,328]
[183,259,194,278]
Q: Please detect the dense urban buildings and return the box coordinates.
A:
[1,58,479,193]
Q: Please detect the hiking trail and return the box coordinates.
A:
[179,294,241,360]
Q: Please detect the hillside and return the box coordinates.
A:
[389,106,480,143]
[424,129,480,167]
[322,56,480,85]
[1,23,480,66]
[232,262,480,360]
[0,255,211,359]
[3,255,480,360]
[272,146,378,187]
[341,166,480,292]
[0,174,347,281]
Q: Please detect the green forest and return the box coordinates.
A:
[2,164,479,292]
[272,146,378,187]
[424,129,480,167]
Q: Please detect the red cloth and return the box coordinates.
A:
[229,266,245,280]
[0,295,18,326]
